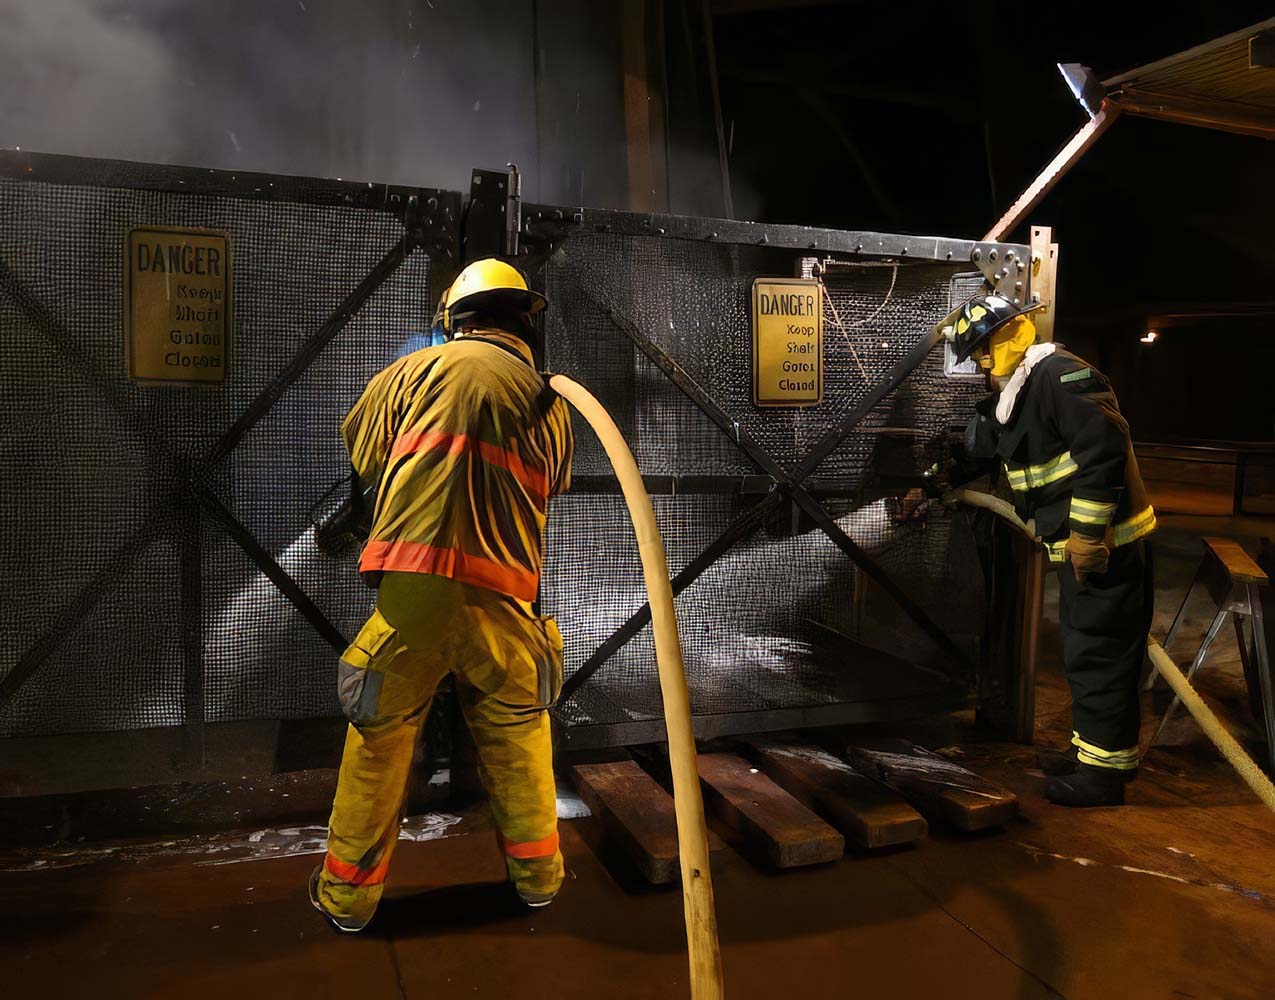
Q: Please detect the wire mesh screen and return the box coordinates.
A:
[0,171,426,737]
[1,158,994,748]
[543,234,987,737]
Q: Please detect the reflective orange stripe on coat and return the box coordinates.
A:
[341,330,574,602]
[389,429,549,509]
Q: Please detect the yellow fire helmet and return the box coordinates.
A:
[430,285,450,334]
[445,258,547,330]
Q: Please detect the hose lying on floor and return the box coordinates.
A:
[549,374,725,1000]
[953,488,1275,813]
[1144,639,1275,812]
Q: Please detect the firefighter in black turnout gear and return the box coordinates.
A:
[951,295,1156,807]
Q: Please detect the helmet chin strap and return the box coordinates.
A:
[973,351,1005,388]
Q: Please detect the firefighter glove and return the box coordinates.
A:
[1065,531,1110,583]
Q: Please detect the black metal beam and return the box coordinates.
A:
[557,690,969,749]
[573,208,1027,264]
[791,325,946,483]
[0,148,456,219]
[195,487,348,653]
[1,148,1027,269]
[179,505,205,769]
[204,234,413,468]
[0,515,169,708]
[559,293,974,703]
[567,474,765,495]
[787,486,972,675]
[566,474,929,496]
[557,491,782,704]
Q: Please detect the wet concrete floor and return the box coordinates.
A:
[2,519,1275,998]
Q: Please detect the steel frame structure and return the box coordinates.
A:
[0,149,1031,756]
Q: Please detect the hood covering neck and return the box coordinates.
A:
[995,342,1057,425]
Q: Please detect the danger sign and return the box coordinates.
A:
[125,225,232,384]
[751,277,823,407]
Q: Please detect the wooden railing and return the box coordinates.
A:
[1136,441,1275,516]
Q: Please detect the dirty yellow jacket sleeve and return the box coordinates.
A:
[341,351,439,492]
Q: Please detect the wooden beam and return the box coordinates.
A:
[741,739,927,849]
[1103,16,1275,88]
[620,0,657,213]
[1028,225,1058,343]
[572,760,726,884]
[983,105,1119,242]
[845,741,1018,832]
[700,0,734,218]
[1108,88,1275,141]
[697,753,844,867]
[1205,536,1269,586]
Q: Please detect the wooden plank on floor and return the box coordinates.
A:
[740,738,927,849]
[571,760,726,884]
[845,740,1019,832]
[696,752,844,868]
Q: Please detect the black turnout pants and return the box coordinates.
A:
[1056,539,1155,756]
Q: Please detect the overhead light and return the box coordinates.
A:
[1140,329,1159,344]
[1057,63,1106,119]
[879,340,890,349]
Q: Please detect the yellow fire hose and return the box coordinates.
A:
[952,487,1275,812]
[1144,639,1275,811]
[550,374,725,999]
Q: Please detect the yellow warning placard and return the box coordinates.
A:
[125,226,231,384]
[751,277,822,407]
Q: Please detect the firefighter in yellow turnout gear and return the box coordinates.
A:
[950,295,1155,807]
[310,259,574,932]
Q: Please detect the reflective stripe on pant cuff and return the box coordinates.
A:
[502,829,560,859]
[324,850,391,886]
[1071,733,1139,771]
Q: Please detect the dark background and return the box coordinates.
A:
[3,0,1272,441]
[713,2,1275,443]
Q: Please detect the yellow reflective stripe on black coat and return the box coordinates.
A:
[980,348,1156,546]
[1069,496,1117,526]
[1003,451,1079,491]
[1043,505,1157,562]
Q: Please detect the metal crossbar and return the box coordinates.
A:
[557,281,970,706]
[0,235,420,710]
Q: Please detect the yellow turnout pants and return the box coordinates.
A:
[314,572,565,925]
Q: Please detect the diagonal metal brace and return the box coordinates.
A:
[596,299,788,483]
[203,234,415,468]
[0,259,181,468]
[786,487,971,675]
[791,325,946,484]
[556,492,782,705]
[0,514,170,708]
[560,289,972,702]
[195,487,349,653]
[0,263,190,708]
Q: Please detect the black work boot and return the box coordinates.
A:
[1045,763,1133,807]
[1036,744,1079,776]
